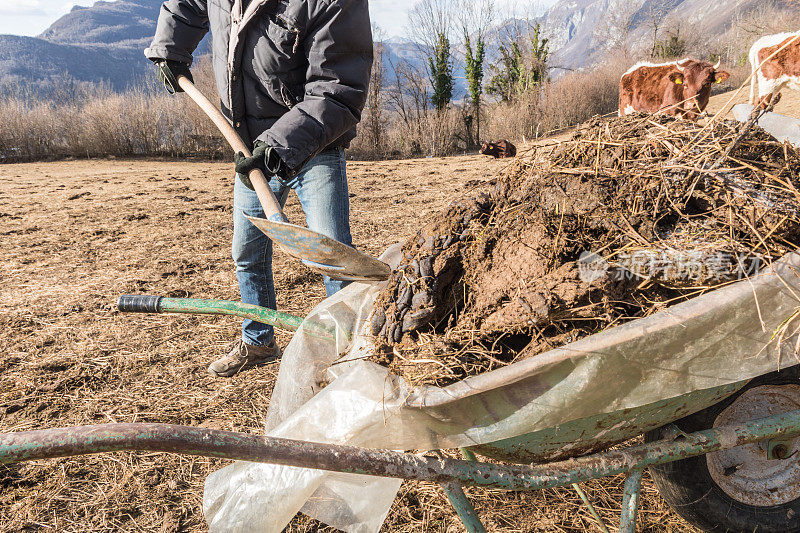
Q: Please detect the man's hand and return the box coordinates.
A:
[234,141,291,189]
[153,60,193,94]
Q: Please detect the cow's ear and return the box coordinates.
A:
[715,71,730,83]
[670,72,684,85]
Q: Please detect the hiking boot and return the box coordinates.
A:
[208,340,281,377]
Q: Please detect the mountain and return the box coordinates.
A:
[538,0,609,70]
[0,0,206,91]
[0,34,146,90]
[382,37,421,66]
[40,0,161,47]
[0,0,442,95]
[539,0,795,71]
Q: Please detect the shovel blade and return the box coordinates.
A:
[246,216,392,282]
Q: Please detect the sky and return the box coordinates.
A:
[0,0,559,39]
[0,0,96,36]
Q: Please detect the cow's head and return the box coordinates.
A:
[675,59,731,119]
[480,142,498,155]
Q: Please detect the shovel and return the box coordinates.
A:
[177,76,391,282]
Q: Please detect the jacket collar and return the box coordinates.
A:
[232,0,275,33]
[228,0,275,68]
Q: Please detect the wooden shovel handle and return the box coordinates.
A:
[177,76,288,223]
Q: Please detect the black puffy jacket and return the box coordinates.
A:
[145,0,373,172]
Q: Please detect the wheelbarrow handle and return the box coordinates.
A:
[4,408,800,489]
[117,295,337,340]
[176,76,289,224]
[117,295,163,313]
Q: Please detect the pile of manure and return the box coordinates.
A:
[369,113,800,387]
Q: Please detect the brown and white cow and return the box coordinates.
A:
[619,59,730,120]
[480,140,517,159]
[750,32,800,108]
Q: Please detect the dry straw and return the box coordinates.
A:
[375,113,800,387]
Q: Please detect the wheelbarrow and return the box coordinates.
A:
[5,248,800,533]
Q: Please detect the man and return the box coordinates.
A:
[145,0,372,377]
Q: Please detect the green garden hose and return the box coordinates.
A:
[117,295,336,340]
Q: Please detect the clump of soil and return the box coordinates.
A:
[370,114,800,387]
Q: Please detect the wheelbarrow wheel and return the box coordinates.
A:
[645,366,800,533]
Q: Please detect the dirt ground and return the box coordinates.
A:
[707,83,800,116]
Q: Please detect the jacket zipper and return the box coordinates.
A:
[227,0,244,114]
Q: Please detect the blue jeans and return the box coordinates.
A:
[232,148,352,346]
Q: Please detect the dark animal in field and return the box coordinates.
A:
[480,140,517,159]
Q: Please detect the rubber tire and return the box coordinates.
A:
[645,366,800,533]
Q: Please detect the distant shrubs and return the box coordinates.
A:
[1,64,626,163]
[348,59,628,160]
[0,65,225,162]
[485,59,627,143]
[6,2,800,163]
[715,2,800,69]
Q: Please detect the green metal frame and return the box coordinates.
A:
[620,470,644,533]
[3,409,800,531]
[441,483,487,533]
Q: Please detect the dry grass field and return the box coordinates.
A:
[707,83,800,117]
[6,87,798,531]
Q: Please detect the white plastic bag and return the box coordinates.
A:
[204,358,403,533]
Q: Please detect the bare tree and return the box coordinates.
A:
[458,0,494,54]
[459,0,494,145]
[594,0,639,59]
[406,0,456,153]
[646,4,670,58]
[385,54,430,155]
[408,0,453,55]
[487,15,550,103]
[363,24,388,156]
[408,0,455,113]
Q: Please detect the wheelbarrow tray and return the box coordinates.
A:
[297,251,800,459]
[471,380,747,463]
[118,250,800,463]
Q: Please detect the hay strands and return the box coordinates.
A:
[374,114,800,388]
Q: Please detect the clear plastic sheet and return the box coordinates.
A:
[203,360,403,533]
[733,103,800,146]
[205,246,405,533]
[204,251,800,532]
